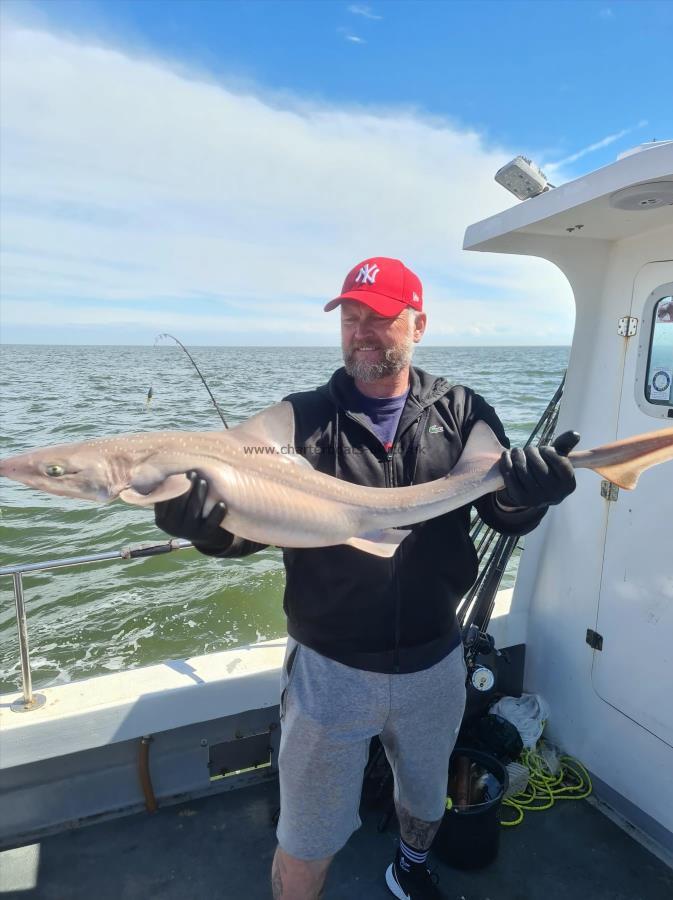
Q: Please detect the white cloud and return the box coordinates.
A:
[0,21,573,345]
[337,26,366,44]
[348,5,382,20]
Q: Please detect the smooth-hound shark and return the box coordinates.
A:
[1,402,672,557]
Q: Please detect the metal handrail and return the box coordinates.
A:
[0,538,193,712]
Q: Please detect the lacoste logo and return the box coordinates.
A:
[428,424,444,434]
[355,263,379,285]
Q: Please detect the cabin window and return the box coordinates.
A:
[638,285,673,419]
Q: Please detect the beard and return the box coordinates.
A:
[343,333,415,383]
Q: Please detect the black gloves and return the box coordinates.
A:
[154,471,234,556]
[497,431,580,510]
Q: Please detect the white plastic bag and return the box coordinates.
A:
[537,739,561,776]
[490,693,550,748]
[504,761,530,798]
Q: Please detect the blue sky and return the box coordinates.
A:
[1,0,671,345]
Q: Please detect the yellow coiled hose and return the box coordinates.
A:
[500,746,592,827]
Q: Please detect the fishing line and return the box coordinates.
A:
[153,333,229,429]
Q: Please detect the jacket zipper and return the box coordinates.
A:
[390,413,423,673]
[344,407,423,675]
[386,447,402,673]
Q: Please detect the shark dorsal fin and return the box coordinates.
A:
[229,401,295,449]
[450,420,507,477]
[229,401,312,467]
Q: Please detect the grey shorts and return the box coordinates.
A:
[276,637,467,860]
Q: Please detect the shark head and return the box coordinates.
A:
[0,441,122,502]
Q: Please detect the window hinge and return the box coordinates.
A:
[586,629,603,651]
[617,316,638,337]
[600,480,619,501]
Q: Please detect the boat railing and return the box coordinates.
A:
[0,538,193,713]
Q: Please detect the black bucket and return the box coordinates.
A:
[434,747,509,870]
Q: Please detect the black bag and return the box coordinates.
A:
[458,713,523,763]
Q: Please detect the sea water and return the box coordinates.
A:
[0,345,568,692]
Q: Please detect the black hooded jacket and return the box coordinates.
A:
[222,367,545,673]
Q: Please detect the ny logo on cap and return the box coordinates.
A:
[354,263,380,285]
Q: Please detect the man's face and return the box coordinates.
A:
[340,300,427,382]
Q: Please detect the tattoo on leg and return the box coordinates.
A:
[396,804,443,852]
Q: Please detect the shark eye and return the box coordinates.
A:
[45,464,66,477]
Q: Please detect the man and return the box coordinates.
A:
[155,258,577,900]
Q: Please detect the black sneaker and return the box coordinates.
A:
[384,856,443,900]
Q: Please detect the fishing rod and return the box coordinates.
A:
[458,370,567,631]
[152,333,229,429]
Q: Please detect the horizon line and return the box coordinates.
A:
[0,342,572,349]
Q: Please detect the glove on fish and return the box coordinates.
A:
[497,431,580,509]
[154,471,234,556]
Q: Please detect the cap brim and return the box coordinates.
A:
[324,290,407,316]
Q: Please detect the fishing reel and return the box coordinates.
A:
[462,624,501,719]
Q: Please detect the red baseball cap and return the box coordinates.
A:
[324,257,423,316]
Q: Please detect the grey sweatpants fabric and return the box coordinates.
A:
[276,638,467,860]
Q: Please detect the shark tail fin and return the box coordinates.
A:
[591,462,643,491]
[570,426,673,490]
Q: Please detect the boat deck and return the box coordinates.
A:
[2,778,672,899]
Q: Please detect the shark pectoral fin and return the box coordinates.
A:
[119,474,192,506]
[345,528,411,558]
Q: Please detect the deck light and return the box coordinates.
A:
[494,156,553,200]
